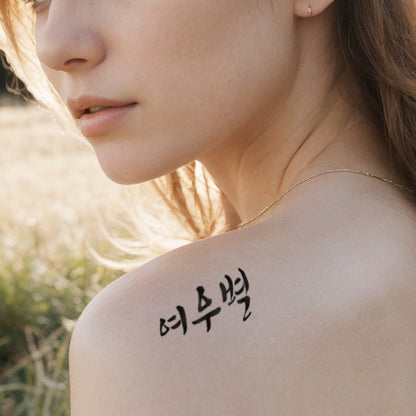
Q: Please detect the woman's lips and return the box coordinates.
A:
[77,103,138,137]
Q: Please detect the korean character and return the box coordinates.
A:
[191,286,221,332]
[219,268,252,321]
[160,305,187,336]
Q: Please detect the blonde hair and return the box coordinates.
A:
[0,3,62,114]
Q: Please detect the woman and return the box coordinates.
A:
[1,0,416,414]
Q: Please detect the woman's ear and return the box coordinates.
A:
[293,0,336,18]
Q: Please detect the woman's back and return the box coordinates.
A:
[69,172,416,415]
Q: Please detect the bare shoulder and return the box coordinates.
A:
[69,178,416,415]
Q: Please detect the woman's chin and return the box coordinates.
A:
[91,139,198,185]
[95,156,174,185]
[99,165,153,185]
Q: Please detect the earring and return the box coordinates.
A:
[307,5,312,17]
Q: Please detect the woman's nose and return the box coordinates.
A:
[35,5,106,72]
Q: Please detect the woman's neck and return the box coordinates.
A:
[198,87,390,225]
[197,10,393,225]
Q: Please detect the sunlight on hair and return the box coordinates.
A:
[0,1,79,136]
[0,1,227,273]
[87,162,226,272]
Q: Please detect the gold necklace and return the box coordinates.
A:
[237,168,411,229]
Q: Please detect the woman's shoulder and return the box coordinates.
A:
[69,177,416,414]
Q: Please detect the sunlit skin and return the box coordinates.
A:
[35,0,296,188]
[34,0,394,223]
[32,0,416,414]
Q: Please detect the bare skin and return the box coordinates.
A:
[69,178,416,415]
[29,0,416,413]
[69,98,416,413]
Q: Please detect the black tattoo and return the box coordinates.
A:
[159,268,252,337]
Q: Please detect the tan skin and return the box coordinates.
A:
[30,0,416,413]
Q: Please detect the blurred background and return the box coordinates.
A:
[0,50,133,415]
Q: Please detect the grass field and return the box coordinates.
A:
[0,103,135,415]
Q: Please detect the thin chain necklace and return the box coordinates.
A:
[237,168,412,229]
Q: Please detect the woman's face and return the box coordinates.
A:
[35,0,298,184]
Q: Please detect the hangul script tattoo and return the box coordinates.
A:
[159,268,252,337]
